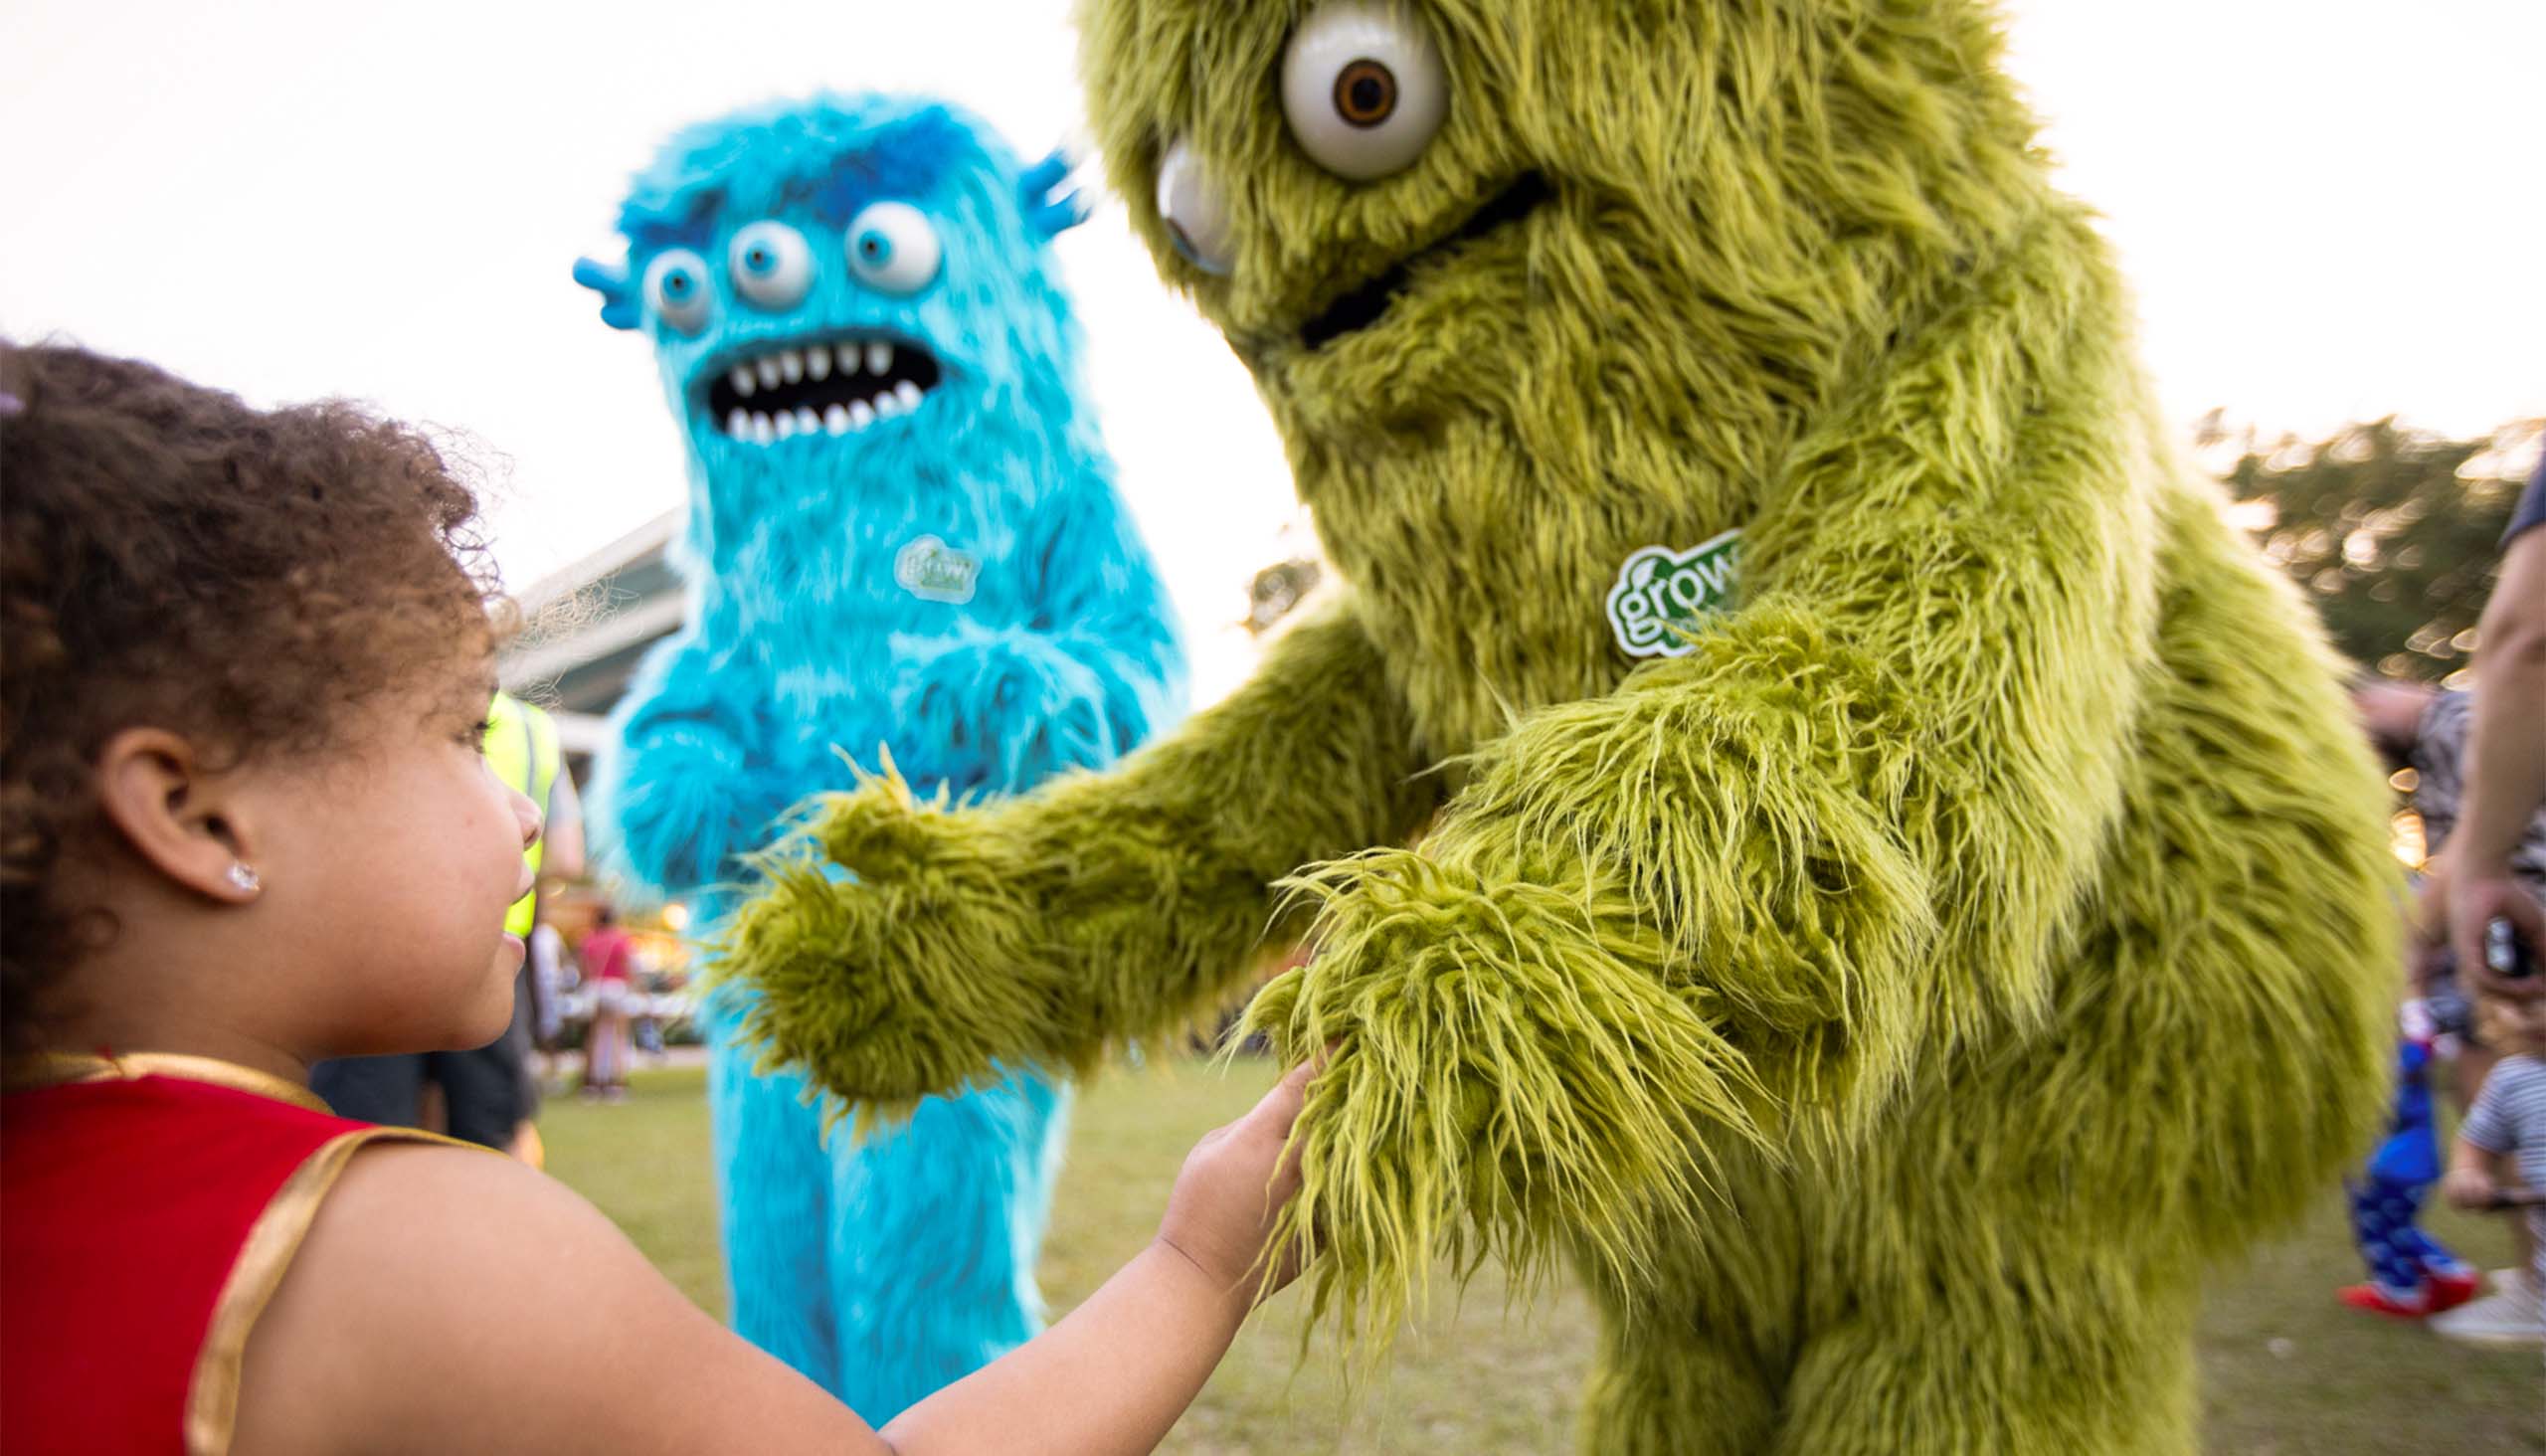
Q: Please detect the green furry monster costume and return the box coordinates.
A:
[719,2,2399,1448]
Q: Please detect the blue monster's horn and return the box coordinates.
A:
[1020,144,1092,242]
[573,256,643,331]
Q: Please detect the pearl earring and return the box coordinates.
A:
[226,862,262,894]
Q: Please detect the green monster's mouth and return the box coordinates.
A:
[1299,172,1553,351]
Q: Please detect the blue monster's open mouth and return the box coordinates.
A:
[699,333,945,445]
[1299,172,1553,352]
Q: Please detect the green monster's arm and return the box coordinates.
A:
[1246,214,2166,1343]
[719,602,1442,1106]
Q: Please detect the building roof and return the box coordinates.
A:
[497,509,685,769]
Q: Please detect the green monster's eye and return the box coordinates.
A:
[1334,60,1397,128]
[1156,138,1235,276]
[1282,2,1448,181]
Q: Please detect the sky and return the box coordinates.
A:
[5,1,2539,704]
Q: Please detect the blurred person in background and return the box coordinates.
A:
[527,904,574,1093]
[578,904,636,1102]
[2439,994,2546,1349]
[2356,677,2545,1110]
[2422,448,2546,1345]
[2435,449,2546,994]
[2336,992,2481,1321]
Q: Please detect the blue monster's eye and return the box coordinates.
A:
[643,250,713,335]
[843,202,942,295]
[728,221,815,310]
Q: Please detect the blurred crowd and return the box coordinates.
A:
[2335,451,2546,1349]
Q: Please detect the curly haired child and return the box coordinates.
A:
[0,340,1309,1456]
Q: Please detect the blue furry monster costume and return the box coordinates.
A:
[572,94,1185,1422]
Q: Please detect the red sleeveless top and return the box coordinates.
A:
[2,1054,444,1455]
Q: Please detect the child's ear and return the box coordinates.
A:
[92,729,264,905]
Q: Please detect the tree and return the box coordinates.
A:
[2215,415,2540,682]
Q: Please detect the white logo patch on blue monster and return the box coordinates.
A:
[895,534,981,605]
[1605,530,1742,658]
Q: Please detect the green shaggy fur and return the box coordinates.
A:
[719,1,2398,1447]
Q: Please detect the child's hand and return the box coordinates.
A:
[2444,1165,2498,1210]
[1155,1059,1317,1301]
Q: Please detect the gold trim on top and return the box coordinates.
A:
[5,1051,331,1114]
[183,1125,468,1456]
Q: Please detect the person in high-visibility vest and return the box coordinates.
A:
[309,691,583,1152]
[481,692,584,1155]
[485,691,563,939]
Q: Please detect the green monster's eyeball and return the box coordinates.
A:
[1281,2,1448,180]
[1155,138,1235,275]
[728,221,816,311]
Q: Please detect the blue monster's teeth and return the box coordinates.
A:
[709,336,937,443]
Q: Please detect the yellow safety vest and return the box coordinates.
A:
[485,691,561,937]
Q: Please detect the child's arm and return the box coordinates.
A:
[2445,1057,2524,1209]
[2444,1134,2503,1211]
[881,1063,1307,1449]
[232,1063,1312,1456]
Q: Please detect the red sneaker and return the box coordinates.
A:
[2339,1282,2430,1320]
[2423,1268,2481,1314]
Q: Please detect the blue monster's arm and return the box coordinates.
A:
[591,628,792,896]
[892,481,1185,796]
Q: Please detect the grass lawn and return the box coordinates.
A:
[542,1060,2542,1453]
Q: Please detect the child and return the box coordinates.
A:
[0,341,1313,1454]
[2438,992,2546,1347]
[2338,998,2481,1318]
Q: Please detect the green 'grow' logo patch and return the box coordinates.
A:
[895,535,980,605]
[1605,530,1742,658]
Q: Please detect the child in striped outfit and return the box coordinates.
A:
[2441,994,2546,1347]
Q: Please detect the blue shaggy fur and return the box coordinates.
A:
[576,93,1184,1422]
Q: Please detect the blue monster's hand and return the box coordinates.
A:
[890,476,1185,796]
[894,630,1117,792]
[609,721,762,892]
[592,635,791,896]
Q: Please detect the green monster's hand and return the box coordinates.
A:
[719,774,1048,1107]
[716,605,1443,1110]
[1245,219,2177,1349]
